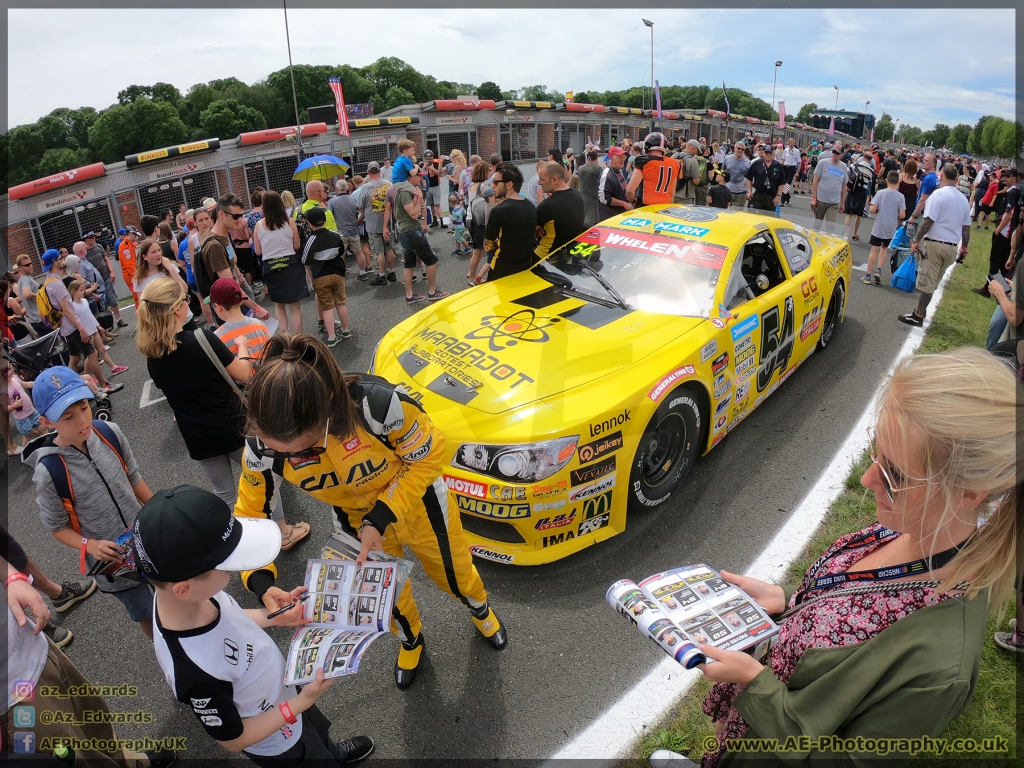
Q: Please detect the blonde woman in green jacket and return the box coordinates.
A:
[659,347,1020,768]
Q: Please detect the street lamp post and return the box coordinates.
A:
[283,0,304,154]
[771,60,782,112]
[864,100,870,141]
[505,108,518,161]
[643,19,654,124]
[833,85,839,111]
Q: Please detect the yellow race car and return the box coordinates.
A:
[371,204,852,565]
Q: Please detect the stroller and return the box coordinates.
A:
[11,329,112,421]
[888,221,916,275]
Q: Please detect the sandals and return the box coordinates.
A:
[280,521,311,551]
[851,234,860,241]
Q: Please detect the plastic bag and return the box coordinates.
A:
[890,252,918,293]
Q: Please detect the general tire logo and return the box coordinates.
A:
[577,431,622,463]
[464,309,562,351]
[570,455,616,487]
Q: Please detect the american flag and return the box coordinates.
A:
[870,128,874,142]
[328,77,349,137]
[722,81,730,114]
[828,116,835,135]
[777,101,785,129]
[654,80,662,119]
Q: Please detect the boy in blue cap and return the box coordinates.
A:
[23,366,156,637]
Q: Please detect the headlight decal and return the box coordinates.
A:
[451,435,579,483]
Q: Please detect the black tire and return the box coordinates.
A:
[628,386,704,512]
[818,282,845,350]
[92,399,113,421]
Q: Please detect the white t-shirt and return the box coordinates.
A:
[153,590,303,757]
[921,184,972,244]
[72,297,99,336]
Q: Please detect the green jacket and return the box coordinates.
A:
[720,587,988,767]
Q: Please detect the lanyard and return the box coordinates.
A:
[798,527,969,598]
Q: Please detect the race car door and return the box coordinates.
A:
[720,228,800,427]
[774,227,824,360]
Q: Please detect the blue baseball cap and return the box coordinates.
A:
[32,366,94,421]
[41,248,62,270]
[118,228,127,235]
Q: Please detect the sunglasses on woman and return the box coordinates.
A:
[867,426,926,503]
[253,419,330,459]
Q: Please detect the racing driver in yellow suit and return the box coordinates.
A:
[234,334,507,689]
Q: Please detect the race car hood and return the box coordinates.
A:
[378,272,704,414]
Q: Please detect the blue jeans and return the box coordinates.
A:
[987,305,1007,349]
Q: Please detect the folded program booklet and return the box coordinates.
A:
[283,558,400,685]
[607,564,780,669]
[320,531,414,591]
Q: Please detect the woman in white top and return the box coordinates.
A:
[253,190,306,334]
[133,239,195,327]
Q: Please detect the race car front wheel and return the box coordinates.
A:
[818,282,845,350]
[628,386,704,512]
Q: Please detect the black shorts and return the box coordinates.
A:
[471,221,486,250]
[233,246,256,275]
[397,229,439,270]
[66,332,95,357]
[868,235,892,247]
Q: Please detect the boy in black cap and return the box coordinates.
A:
[134,486,374,766]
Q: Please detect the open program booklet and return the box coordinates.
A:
[283,534,414,685]
[607,564,780,669]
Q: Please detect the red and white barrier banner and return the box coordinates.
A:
[564,102,607,113]
[8,162,106,201]
[429,99,496,110]
[238,123,328,146]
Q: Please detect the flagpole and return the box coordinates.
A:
[283,0,304,154]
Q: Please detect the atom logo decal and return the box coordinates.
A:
[464,310,562,351]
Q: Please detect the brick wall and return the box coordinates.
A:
[229,165,249,201]
[116,191,141,230]
[405,129,424,157]
[537,123,555,156]
[3,222,39,272]
[215,169,229,199]
[477,125,498,161]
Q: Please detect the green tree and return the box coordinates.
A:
[364,57,430,103]
[930,124,951,149]
[199,98,267,139]
[981,117,1004,157]
[972,115,994,155]
[795,103,818,123]
[874,113,894,142]
[947,123,971,153]
[383,86,415,111]
[994,120,1023,160]
[35,147,94,177]
[87,99,189,163]
[477,81,502,101]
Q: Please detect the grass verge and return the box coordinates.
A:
[641,231,1020,764]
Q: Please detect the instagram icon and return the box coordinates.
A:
[11,681,35,703]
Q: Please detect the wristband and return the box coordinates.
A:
[279,701,297,725]
[80,538,89,574]
[3,572,30,589]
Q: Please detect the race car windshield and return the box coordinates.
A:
[537,228,728,318]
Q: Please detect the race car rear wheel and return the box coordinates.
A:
[818,282,845,350]
[628,386,704,512]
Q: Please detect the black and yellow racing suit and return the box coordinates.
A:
[235,375,488,642]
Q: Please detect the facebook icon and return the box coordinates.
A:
[13,732,36,753]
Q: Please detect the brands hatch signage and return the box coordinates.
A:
[147,160,206,181]
[36,186,97,213]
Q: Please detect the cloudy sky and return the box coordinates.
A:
[7,7,1017,131]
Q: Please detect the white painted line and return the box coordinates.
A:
[139,379,167,409]
[852,264,867,272]
[547,263,957,763]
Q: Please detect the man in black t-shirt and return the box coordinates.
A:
[484,163,538,281]
[535,161,585,259]
[424,150,444,227]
